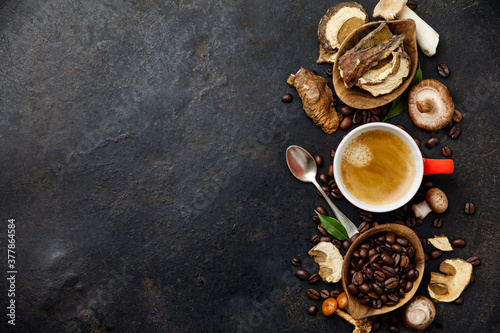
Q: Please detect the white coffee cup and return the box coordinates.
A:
[333,123,454,213]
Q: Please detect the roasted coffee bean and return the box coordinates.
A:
[353,250,361,259]
[396,237,408,247]
[465,202,475,215]
[437,63,450,77]
[369,253,381,264]
[291,258,301,266]
[359,283,370,294]
[388,324,400,333]
[407,247,415,259]
[381,253,395,266]
[433,217,443,228]
[396,125,406,132]
[348,284,358,295]
[307,305,318,315]
[374,271,385,282]
[360,211,375,222]
[365,267,374,280]
[353,110,362,124]
[388,293,400,303]
[311,234,320,244]
[453,109,463,122]
[400,255,410,269]
[421,238,427,249]
[332,239,342,249]
[312,215,320,223]
[392,209,404,220]
[308,273,321,284]
[393,253,401,267]
[454,297,464,305]
[316,206,328,216]
[331,188,343,199]
[330,289,341,298]
[405,215,416,228]
[320,236,333,242]
[371,114,380,122]
[430,250,443,260]
[359,247,368,258]
[404,280,413,293]
[391,244,402,253]
[371,283,384,296]
[307,288,320,300]
[452,238,466,247]
[320,289,330,299]
[362,110,370,123]
[351,233,360,243]
[281,93,293,103]
[449,126,462,139]
[424,252,429,261]
[341,105,353,116]
[407,0,417,10]
[382,266,396,277]
[327,164,333,178]
[319,173,329,185]
[340,116,353,130]
[441,146,452,157]
[372,299,382,309]
[315,155,324,167]
[318,224,329,237]
[385,232,396,244]
[368,291,379,299]
[466,256,481,267]
[352,272,364,286]
[296,269,310,280]
[330,149,336,159]
[337,112,344,124]
[326,67,333,76]
[343,240,352,251]
[425,135,440,148]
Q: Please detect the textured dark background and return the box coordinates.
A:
[0,0,498,332]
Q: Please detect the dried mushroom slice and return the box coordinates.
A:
[318,2,368,52]
[287,68,339,134]
[308,242,344,283]
[428,235,453,251]
[339,34,405,88]
[408,79,455,130]
[317,44,338,64]
[427,258,473,302]
[356,51,398,86]
[356,51,410,96]
[346,22,394,55]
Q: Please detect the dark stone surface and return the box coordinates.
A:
[0,0,498,332]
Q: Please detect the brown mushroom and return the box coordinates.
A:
[402,295,436,330]
[412,187,448,219]
[408,79,455,130]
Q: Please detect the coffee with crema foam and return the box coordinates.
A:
[340,130,416,206]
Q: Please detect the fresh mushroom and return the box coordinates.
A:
[408,79,455,130]
[373,0,439,56]
[334,309,372,333]
[402,295,436,330]
[412,188,448,219]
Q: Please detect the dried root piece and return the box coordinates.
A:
[338,34,405,88]
[318,2,369,52]
[335,309,372,333]
[287,68,339,134]
[317,44,338,64]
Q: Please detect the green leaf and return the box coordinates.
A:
[383,60,423,122]
[315,211,349,241]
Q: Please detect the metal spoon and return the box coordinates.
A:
[286,145,358,238]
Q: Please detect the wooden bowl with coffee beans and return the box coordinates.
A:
[341,224,425,319]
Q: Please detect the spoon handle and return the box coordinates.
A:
[312,180,359,239]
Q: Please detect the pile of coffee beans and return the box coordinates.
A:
[346,232,418,309]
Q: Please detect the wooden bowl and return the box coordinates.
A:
[341,224,425,319]
[332,19,418,109]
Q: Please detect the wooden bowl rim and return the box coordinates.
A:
[332,19,418,109]
[341,224,425,319]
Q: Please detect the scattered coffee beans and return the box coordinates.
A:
[307,288,320,301]
[316,206,327,216]
[453,109,463,122]
[360,211,375,222]
[308,273,321,284]
[312,215,320,223]
[291,258,301,266]
[311,234,320,244]
[307,305,318,315]
[425,136,440,148]
[358,221,371,233]
[430,250,443,260]
[441,146,452,157]
[315,155,324,167]
[466,256,481,267]
[330,289,341,298]
[320,289,330,299]
[413,137,421,148]
[452,238,466,247]
[353,111,362,124]
[449,126,462,139]
[407,0,417,10]
[318,224,329,236]
[281,93,293,103]
[454,297,464,305]
[320,236,332,242]
[388,324,400,333]
[433,217,443,228]
[319,173,329,185]
[437,63,450,77]
[465,202,475,215]
[295,269,310,280]
[341,106,353,116]
[340,117,353,130]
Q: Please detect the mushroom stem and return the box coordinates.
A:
[412,201,432,219]
[416,99,435,113]
[334,309,372,332]
[396,6,439,57]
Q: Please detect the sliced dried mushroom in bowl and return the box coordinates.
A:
[332,19,418,109]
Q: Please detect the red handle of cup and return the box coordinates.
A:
[423,158,454,175]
